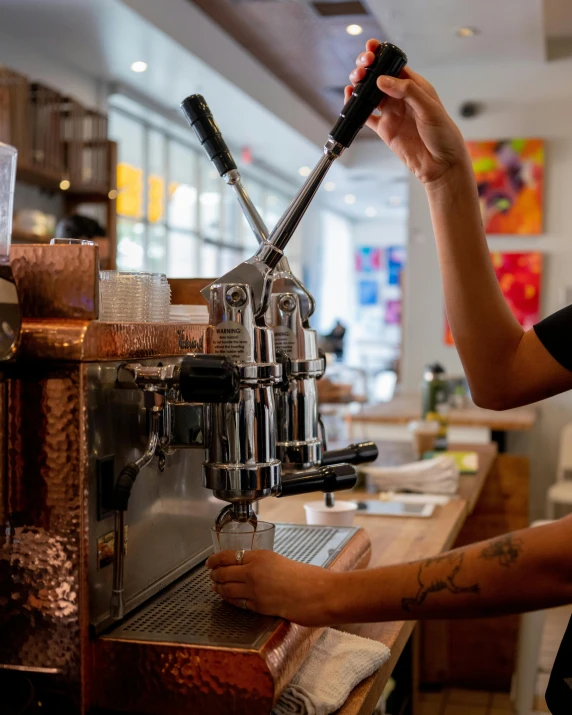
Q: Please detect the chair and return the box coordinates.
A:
[546,423,572,519]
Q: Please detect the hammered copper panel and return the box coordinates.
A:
[0,367,84,696]
[92,528,371,715]
[18,320,207,362]
[10,244,99,320]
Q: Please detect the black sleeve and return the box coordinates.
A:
[533,304,572,371]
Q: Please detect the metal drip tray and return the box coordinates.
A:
[105,524,357,649]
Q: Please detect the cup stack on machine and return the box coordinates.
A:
[0,42,407,715]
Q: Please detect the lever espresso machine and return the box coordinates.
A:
[0,41,407,715]
[177,46,408,506]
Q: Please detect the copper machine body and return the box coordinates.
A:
[0,245,371,715]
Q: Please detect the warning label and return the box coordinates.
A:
[212,321,251,362]
[274,326,298,359]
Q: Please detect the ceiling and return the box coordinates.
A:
[190,0,387,120]
[0,0,569,222]
[189,0,547,124]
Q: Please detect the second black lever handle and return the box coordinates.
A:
[179,354,240,404]
[277,463,357,498]
[330,42,407,150]
[180,94,237,177]
[321,441,378,467]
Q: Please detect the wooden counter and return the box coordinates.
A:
[259,442,498,715]
[348,394,536,432]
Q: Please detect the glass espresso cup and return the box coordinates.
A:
[210,521,275,553]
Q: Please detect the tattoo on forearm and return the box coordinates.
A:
[402,552,480,612]
[480,534,523,568]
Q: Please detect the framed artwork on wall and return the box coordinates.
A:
[359,280,379,306]
[386,246,406,286]
[444,251,542,345]
[355,246,383,273]
[466,139,544,235]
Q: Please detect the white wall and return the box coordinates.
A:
[402,65,572,520]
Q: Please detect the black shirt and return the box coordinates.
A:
[534,305,572,713]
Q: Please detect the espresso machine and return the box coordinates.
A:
[0,41,407,715]
[180,95,379,484]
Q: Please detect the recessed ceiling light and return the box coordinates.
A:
[346,24,363,36]
[299,166,311,177]
[388,196,402,207]
[130,61,148,73]
[344,194,356,205]
[59,179,70,191]
[324,182,336,192]
[365,207,377,217]
[457,27,477,38]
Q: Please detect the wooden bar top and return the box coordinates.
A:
[259,442,498,715]
[348,394,536,431]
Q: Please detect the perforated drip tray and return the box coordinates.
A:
[105,524,357,649]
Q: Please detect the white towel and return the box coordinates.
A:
[362,455,459,495]
[272,628,390,715]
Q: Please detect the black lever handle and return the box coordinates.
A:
[180,94,237,177]
[330,42,407,149]
[277,463,356,498]
[321,441,378,467]
[179,354,240,403]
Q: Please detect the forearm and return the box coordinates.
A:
[329,518,572,624]
[424,163,525,407]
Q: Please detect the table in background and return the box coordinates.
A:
[260,443,499,715]
[347,394,537,451]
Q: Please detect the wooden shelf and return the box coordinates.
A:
[12,230,53,243]
[16,164,62,192]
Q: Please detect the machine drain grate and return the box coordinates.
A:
[106,523,356,648]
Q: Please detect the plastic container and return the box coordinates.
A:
[0,143,17,263]
[304,500,357,527]
[99,271,171,323]
[170,304,209,324]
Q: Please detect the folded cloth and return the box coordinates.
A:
[272,628,390,715]
[362,455,459,495]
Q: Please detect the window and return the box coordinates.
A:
[109,104,293,278]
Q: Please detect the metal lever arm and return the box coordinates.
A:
[277,463,356,497]
[181,94,269,246]
[255,42,407,269]
[195,42,407,315]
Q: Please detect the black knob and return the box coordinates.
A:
[330,42,407,149]
[321,441,379,467]
[180,94,237,177]
[179,354,240,403]
[277,463,357,498]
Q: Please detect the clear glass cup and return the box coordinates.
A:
[210,521,275,553]
[0,143,17,264]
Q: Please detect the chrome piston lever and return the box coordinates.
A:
[187,42,407,317]
[180,95,315,320]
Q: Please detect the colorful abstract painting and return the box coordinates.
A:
[359,280,379,306]
[466,139,544,235]
[355,246,383,273]
[444,251,542,345]
[384,299,402,325]
[386,246,406,286]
